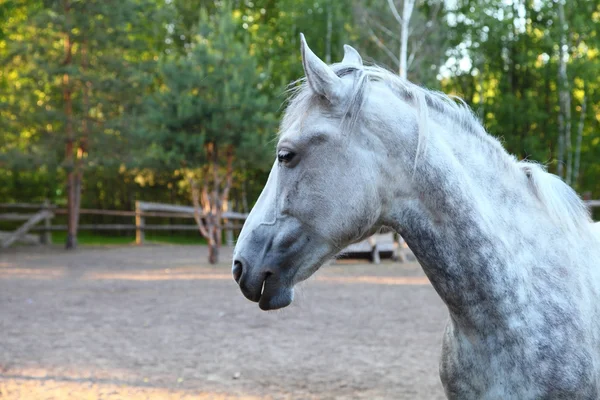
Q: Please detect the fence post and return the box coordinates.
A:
[41,199,52,245]
[225,220,234,247]
[135,201,144,245]
[1,210,53,249]
[225,201,234,247]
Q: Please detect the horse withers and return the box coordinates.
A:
[232,35,600,399]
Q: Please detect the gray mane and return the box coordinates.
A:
[282,63,592,235]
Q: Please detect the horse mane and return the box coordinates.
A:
[282,63,592,234]
[519,161,592,233]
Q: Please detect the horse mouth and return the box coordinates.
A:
[238,267,294,311]
[258,274,294,311]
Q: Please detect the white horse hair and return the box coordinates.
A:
[233,35,600,399]
[593,222,600,241]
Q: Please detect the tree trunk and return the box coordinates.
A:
[73,37,90,240]
[242,178,249,214]
[325,0,332,64]
[544,62,552,161]
[557,0,571,182]
[190,143,237,265]
[210,143,220,263]
[63,0,77,249]
[208,226,219,264]
[477,56,485,119]
[399,0,415,79]
[573,87,586,188]
[217,146,234,252]
[386,0,404,76]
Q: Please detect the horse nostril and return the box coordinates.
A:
[232,260,243,284]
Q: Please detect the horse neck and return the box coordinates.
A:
[382,113,539,331]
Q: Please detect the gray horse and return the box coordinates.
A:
[233,35,600,399]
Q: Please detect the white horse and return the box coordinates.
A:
[233,35,600,399]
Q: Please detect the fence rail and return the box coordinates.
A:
[135,201,247,219]
[0,203,57,209]
[28,224,244,231]
[0,199,597,248]
[1,210,54,249]
[0,201,248,248]
[586,200,600,208]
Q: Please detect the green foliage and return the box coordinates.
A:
[139,4,275,172]
[0,0,171,204]
[0,0,599,216]
[442,0,600,194]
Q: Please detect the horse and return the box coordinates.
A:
[232,35,600,399]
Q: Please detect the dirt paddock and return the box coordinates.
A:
[0,245,447,399]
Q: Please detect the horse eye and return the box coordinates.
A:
[277,150,296,165]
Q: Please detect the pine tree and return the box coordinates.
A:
[142,4,275,263]
[1,0,169,247]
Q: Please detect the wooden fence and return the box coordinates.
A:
[0,202,54,248]
[587,200,600,209]
[0,200,599,249]
[134,201,247,246]
[0,201,248,248]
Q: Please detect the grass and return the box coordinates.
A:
[51,231,208,246]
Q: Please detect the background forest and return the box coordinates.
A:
[1,0,599,245]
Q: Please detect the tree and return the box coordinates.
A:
[1,0,599,244]
[1,0,170,246]
[444,0,600,198]
[556,0,571,182]
[386,0,415,78]
[141,5,275,263]
[354,0,447,84]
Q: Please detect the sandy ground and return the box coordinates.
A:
[0,245,448,399]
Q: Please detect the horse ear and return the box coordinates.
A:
[300,33,343,103]
[341,44,363,67]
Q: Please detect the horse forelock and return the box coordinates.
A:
[280,63,592,236]
[280,65,368,135]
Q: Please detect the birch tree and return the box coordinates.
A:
[556,0,571,182]
[386,0,415,78]
[356,0,444,81]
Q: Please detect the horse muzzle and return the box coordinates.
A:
[232,256,294,310]
[233,214,337,310]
